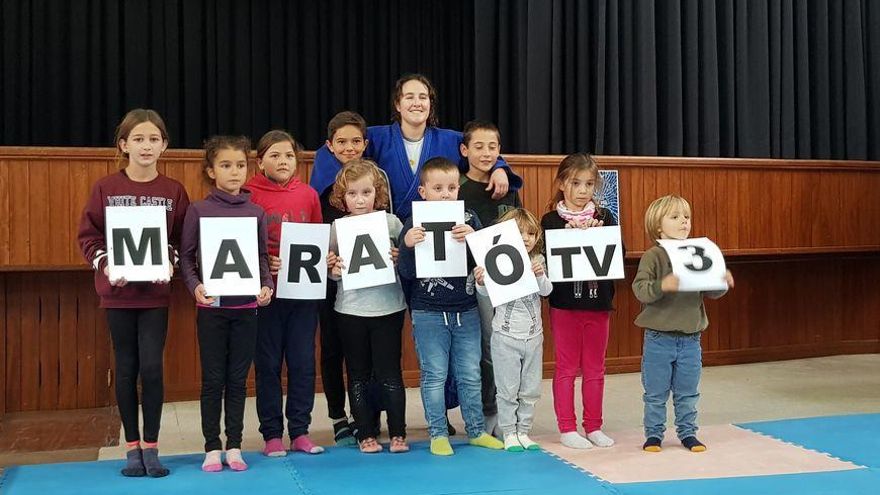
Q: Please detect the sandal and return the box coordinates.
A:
[358,437,383,453]
[389,436,409,453]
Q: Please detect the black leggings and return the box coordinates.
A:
[337,310,406,440]
[198,307,258,451]
[319,280,348,420]
[106,307,169,444]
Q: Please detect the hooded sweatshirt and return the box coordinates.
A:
[179,188,273,308]
[245,173,322,257]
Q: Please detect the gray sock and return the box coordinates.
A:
[121,448,146,477]
[142,447,169,478]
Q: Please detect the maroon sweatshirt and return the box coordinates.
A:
[77,170,190,309]
[179,187,273,307]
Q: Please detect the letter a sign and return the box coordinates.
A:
[200,217,261,296]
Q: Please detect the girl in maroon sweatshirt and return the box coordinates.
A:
[77,109,189,478]
[246,130,326,456]
[179,135,273,472]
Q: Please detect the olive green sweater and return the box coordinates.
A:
[632,245,727,334]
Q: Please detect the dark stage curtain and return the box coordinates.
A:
[2,0,878,159]
[0,0,473,150]
[474,0,880,158]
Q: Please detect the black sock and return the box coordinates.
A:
[681,436,706,452]
[121,448,146,477]
[643,437,662,451]
[142,447,170,477]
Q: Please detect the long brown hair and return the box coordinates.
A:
[545,153,603,211]
[114,108,169,167]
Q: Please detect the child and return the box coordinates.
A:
[318,112,370,445]
[632,195,734,453]
[78,108,189,478]
[246,130,327,456]
[458,120,523,436]
[474,208,552,452]
[397,157,504,456]
[540,153,617,450]
[180,136,274,472]
[328,159,409,453]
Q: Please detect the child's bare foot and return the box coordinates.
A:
[358,437,383,453]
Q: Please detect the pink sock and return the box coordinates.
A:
[291,435,325,454]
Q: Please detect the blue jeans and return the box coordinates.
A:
[641,329,702,440]
[411,308,484,438]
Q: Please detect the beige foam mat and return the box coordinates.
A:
[534,424,862,484]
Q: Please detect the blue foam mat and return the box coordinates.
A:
[0,441,612,495]
[288,439,612,495]
[0,451,305,495]
[615,468,880,495]
[737,413,880,468]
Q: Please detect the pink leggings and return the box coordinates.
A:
[550,308,611,434]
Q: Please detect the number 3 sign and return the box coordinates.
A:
[657,237,729,292]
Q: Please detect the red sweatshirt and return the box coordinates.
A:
[245,173,322,257]
[77,171,190,308]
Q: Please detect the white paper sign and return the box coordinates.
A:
[413,200,467,278]
[545,226,625,282]
[276,222,330,300]
[466,219,539,307]
[200,217,261,296]
[105,205,170,282]
[657,237,728,292]
[335,211,396,290]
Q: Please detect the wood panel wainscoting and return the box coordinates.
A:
[1,147,878,414]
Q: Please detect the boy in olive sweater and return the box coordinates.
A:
[632,195,734,454]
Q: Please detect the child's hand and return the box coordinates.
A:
[565,218,604,229]
[660,274,679,293]
[404,226,426,247]
[154,263,174,284]
[725,270,735,288]
[390,247,400,267]
[327,251,338,270]
[104,266,129,287]
[532,260,545,278]
[451,223,474,241]
[269,255,282,276]
[256,286,273,307]
[474,266,486,285]
[331,257,345,278]
[487,168,510,199]
[194,284,215,305]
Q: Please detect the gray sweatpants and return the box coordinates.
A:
[491,331,544,436]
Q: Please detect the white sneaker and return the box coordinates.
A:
[587,430,615,447]
[560,431,593,449]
